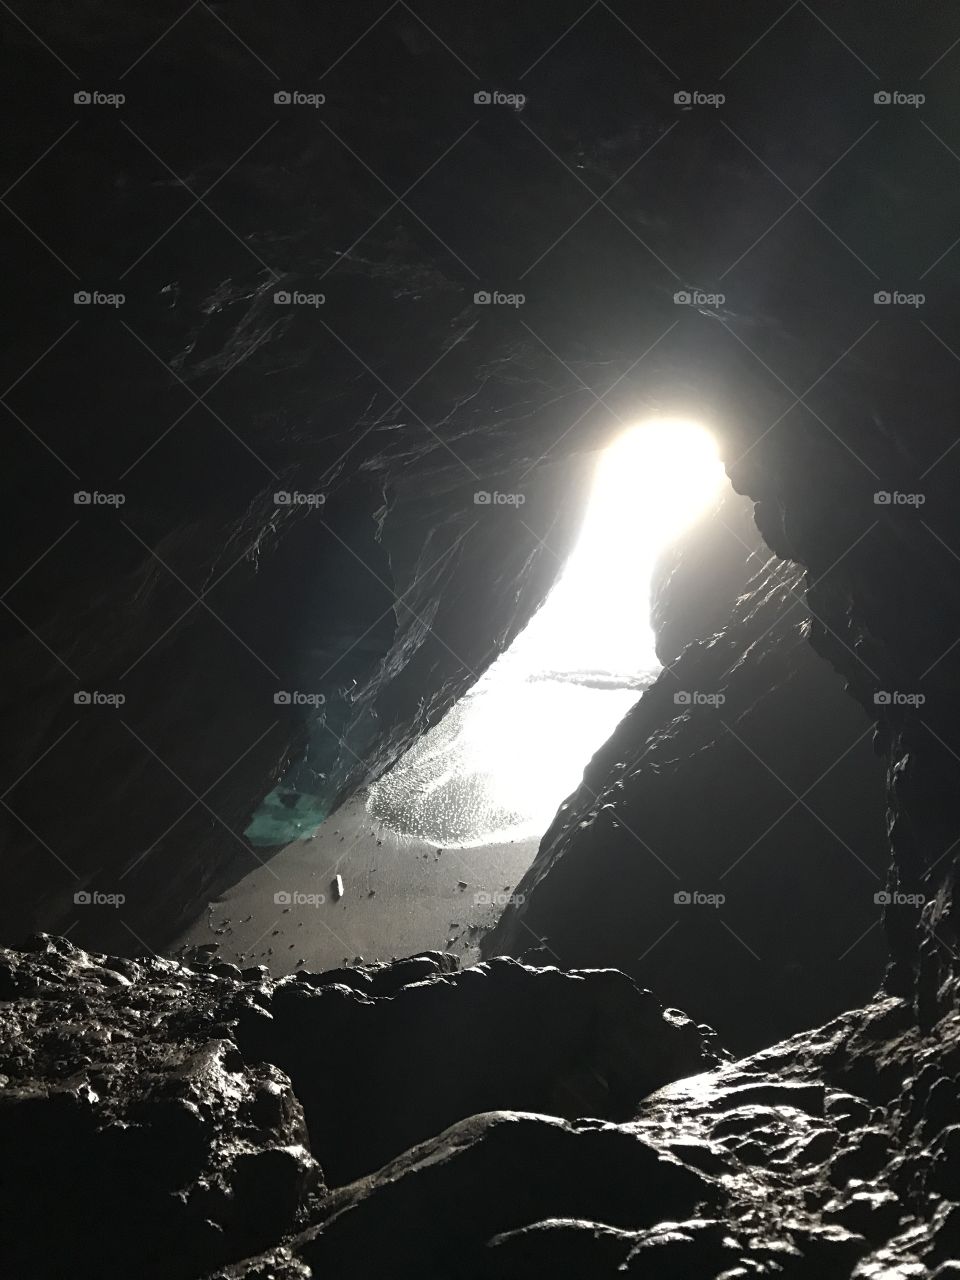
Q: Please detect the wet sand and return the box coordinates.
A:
[171,791,540,973]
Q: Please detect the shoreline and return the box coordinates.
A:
[170,790,541,974]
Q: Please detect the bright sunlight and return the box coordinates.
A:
[367,420,726,846]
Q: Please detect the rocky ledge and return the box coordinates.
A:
[3,935,960,1278]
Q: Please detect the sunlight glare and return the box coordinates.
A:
[367,419,726,846]
[505,418,725,678]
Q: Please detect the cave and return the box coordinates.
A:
[4,3,960,1278]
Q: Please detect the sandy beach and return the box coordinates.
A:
[171,791,540,973]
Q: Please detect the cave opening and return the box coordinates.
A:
[368,418,727,849]
[13,6,960,1271]
[175,419,731,973]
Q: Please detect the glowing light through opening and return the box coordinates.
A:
[367,419,726,847]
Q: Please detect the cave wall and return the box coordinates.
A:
[7,6,960,1276]
[483,495,891,1049]
[2,3,606,949]
[4,2,960,982]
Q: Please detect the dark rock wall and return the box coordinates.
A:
[484,499,890,1048]
[3,3,605,948]
[5,1,960,1015]
[6,6,960,1277]
[650,490,764,667]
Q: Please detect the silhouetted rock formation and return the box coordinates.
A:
[234,951,725,1183]
[7,2,960,1276]
[0,936,723,1278]
[7,1,960,980]
[483,498,889,1048]
[5,936,960,1279]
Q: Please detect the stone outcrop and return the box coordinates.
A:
[232,951,725,1184]
[483,496,889,1049]
[0,936,722,1279]
[7,4,960,1276]
[0,934,321,1279]
[5,935,960,1280]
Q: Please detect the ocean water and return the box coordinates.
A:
[366,659,658,847]
[367,421,723,847]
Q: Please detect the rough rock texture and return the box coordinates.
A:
[484,497,889,1049]
[6,936,960,1280]
[2,1,599,950]
[0,934,322,1279]
[7,4,960,1274]
[0,936,723,1278]
[233,950,726,1184]
[7,0,960,989]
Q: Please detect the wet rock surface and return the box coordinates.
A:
[5,935,960,1279]
[0,935,721,1277]
[234,950,726,1183]
[6,2,960,1277]
[0,934,322,1279]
